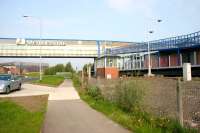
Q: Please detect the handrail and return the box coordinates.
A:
[109,31,200,55]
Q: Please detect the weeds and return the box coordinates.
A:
[86,85,102,100]
[114,80,144,112]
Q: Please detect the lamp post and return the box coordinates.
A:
[147,19,162,77]
[147,30,154,76]
[23,15,43,80]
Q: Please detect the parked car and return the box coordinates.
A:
[0,74,22,94]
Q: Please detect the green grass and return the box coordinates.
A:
[56,72,73,79]
[25,72,40,78]
[72,75,197,133]
[33,75,65,87]
[25,72,65,87]
[0,100,46,133]
[80,93,197,133]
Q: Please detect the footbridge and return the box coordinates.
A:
[108,31,200,55]
[1,31,200,78]
[0,38,131,58]
[99,31,200,77]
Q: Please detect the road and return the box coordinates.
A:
[0,80,130,133]
[0,81,79,100]
[0,83,53,97]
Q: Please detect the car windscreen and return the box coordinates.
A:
[0,75,11,81]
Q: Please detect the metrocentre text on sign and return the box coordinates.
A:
[16,38,68,46]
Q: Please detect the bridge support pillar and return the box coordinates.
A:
[177,49,180,66]
[158,52,160,68]
[94,58,97,77]
[180,54,183,66]
[139,55,142,69]
[104,57,107,68]
[87,65,91,80]
[193,51,197,65]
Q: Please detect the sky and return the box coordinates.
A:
[0,0,200,69]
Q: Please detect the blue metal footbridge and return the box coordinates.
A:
[108,31,200,55]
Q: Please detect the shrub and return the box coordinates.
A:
[87,85,102,100]
[72,74,81,88]
[115,80,144,112]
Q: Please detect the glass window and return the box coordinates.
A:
[0,75,11,81]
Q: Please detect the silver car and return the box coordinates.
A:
[0,74,22,94]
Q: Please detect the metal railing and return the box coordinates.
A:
[109,31,200,55]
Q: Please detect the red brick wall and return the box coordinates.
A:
[96,67,119,79]
[96,68,105,78]
[105,67,119,79]
[9,68,20,75]
[0,66,8,74]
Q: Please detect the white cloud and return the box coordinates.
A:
[106,0,157,17]
[107,0,133,12]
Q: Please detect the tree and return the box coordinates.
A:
[65,62,74,72]
[44,63,74,75]
[55,64,65,72]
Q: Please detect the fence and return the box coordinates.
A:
[182,80,200,129]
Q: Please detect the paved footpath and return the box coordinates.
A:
[42,79,131,133]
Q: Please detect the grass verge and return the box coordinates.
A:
[33,75,65,87]
[26,72,65,87]
[25,72,40,78]
[0,95,48,133]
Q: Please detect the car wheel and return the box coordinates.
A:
[18,84,21,90]
[6,87,10,94]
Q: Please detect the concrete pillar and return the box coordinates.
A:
[135,55,138,69]
[122,57,125,70]
[177,49,180,66]
[87,65,91,80]
[131,55,133,70]
[132,55,135,69]
[94,58,97,77]
[139,55,142,69]
[183,63,192,81]
[169,55,171,67]
[194,51,197,65]
[180,53,183,66]
[97,41,101,58]
[141,55,144,69]
[158,52,160,68]
[104,57,107,68]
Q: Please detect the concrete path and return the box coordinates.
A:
[48,80,80,101]
[42,79,131,133]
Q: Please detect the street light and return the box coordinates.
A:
[157,19,162,23]
[147,30,154,76]
[23,15,43,81]
[146,19,162,77]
